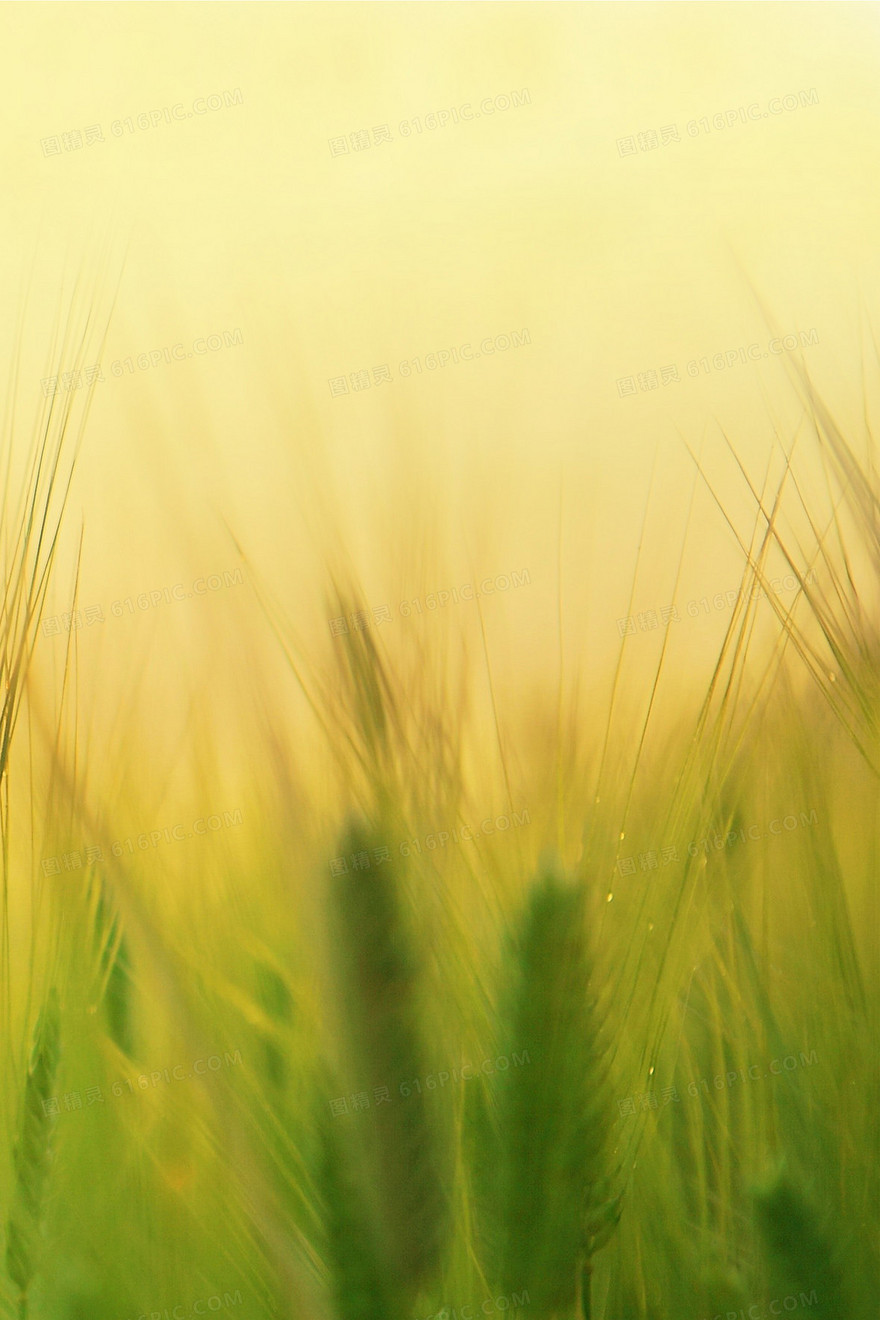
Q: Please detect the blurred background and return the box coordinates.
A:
[2,1,879,698]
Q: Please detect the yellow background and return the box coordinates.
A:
[2,2,878,724]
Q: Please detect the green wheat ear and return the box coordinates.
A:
[5,988,61,1320]
[315,1093,402,1320]
[753,1171,846,1320]
[495,861,614,1320]
[325,815,449,1300]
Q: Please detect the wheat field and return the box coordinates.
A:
[2,5,879,1320]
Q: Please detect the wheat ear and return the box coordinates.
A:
[315,1092,402,1320]
[754,1171,845,1320]
[325,816,448,1301]
[5,988,61,1320]
[495,862,614,1320]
